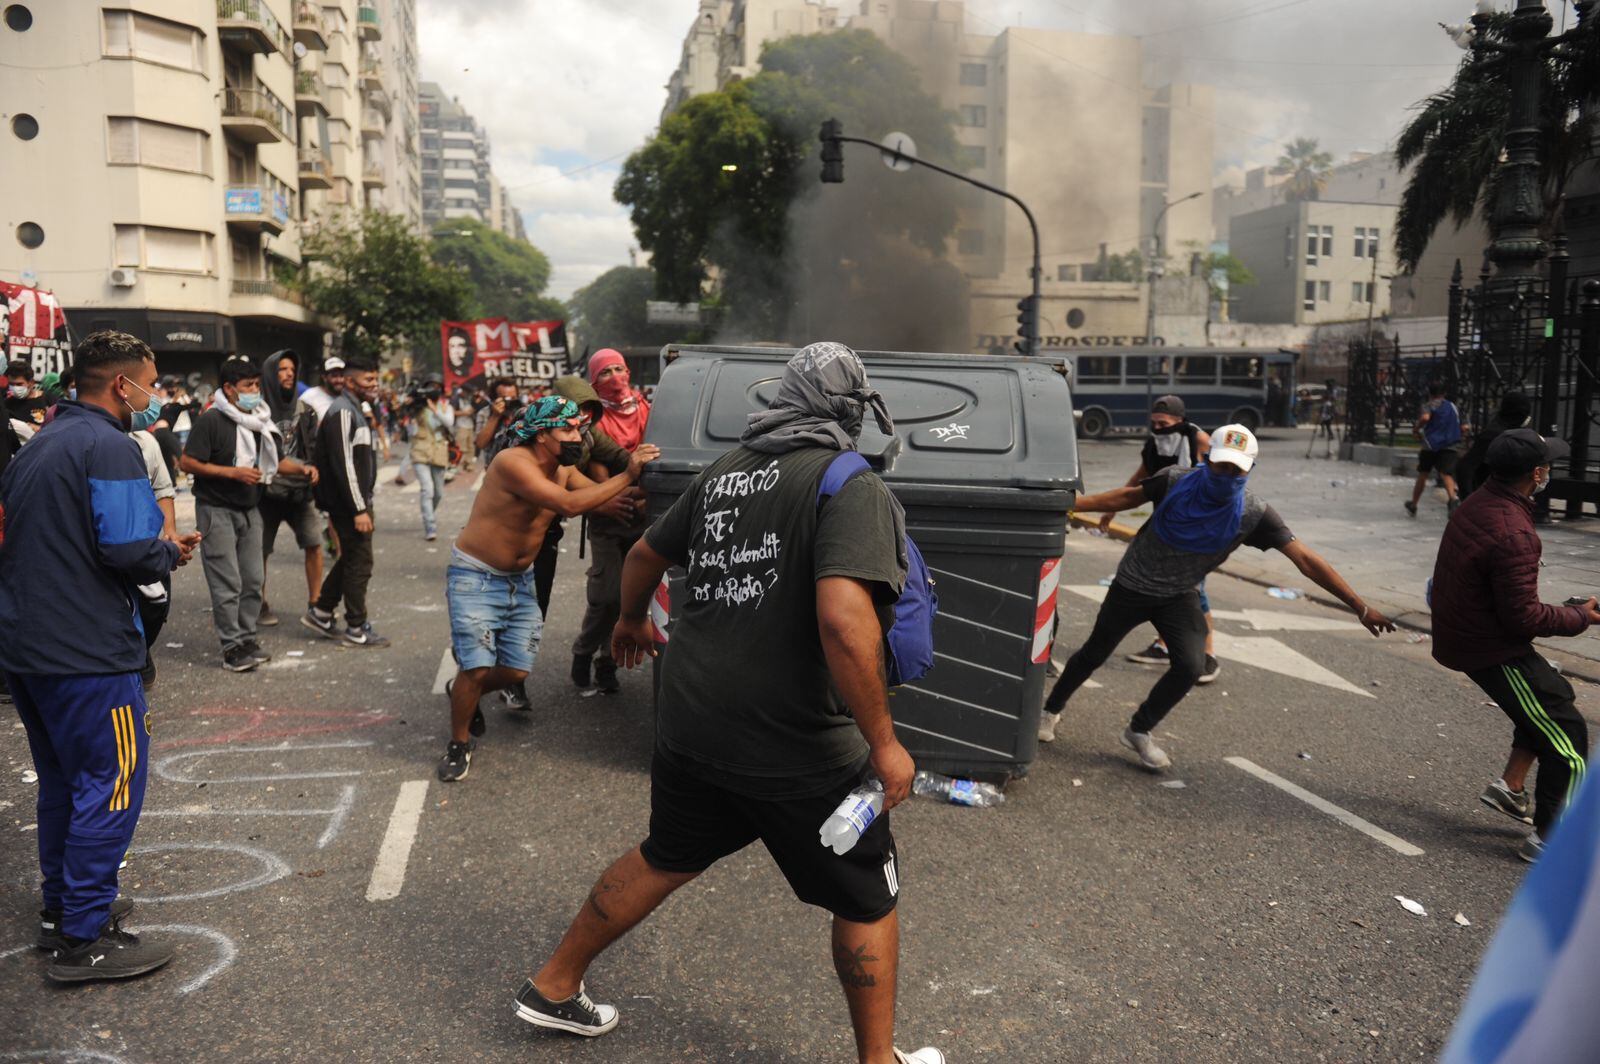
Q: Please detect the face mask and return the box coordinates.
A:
[1534,467,1550,495]
[236,392,263,412]
[557,441,585,467]
[68,388,77,400]
[9,384,28,399]
[1150,421,1180,435]
[120,377,162,431]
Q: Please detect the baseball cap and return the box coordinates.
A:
[323,356,346,372]
[1486,428,1570,475]
[1208,423,1260,472]
[1151,395,1186,417]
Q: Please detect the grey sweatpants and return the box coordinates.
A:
[196,499,264,652]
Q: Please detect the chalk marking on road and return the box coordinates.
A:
[366,780,429,902]
[892,721,1013,759]
[0,944,31,963]
[432,646,455,694]
[126,924,237,994]
[123,841,292,903]
[141,783,356,850]
[1212,635,1373,699]
[1224,756,1424,857]
[318,784,356,849]
[899,684,1019,721]
[154,740,374,784]
[0,1052,131,1063]
[157,707,391,748]
[926,567,1032,601]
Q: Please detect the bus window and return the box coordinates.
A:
[1125,355,1169,384]
[1221,356,1263,388]
[1074,356,1121,384]
[1175,356,1218,385]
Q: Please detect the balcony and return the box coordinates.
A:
[224,184,291,235]
[220,86,293,144]
[217,0,290,56]
[359,58,382,92]
[295,70,328,118]
[360,108,384,140]
[362,163,386,189]
[368,85,392,119]
[231,278,311,325]
[292,1,327,50]
[297,147,333,189]
[357,3,381,40]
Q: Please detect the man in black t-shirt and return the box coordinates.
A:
[512,342,944,1064]
[1045,424,1395,769]
[6,359,50,429]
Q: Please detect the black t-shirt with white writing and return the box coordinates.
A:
[645,445,904,798]
[183,407,262,510]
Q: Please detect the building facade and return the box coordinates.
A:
[1228,200,1398,326]
[0,0,420,378]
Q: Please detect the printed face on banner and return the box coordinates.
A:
[439,318,569,393]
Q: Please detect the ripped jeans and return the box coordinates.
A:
[445,546,544,673]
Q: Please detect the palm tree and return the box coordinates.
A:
[1394,9,1600,273]
[1272,138,1334,202]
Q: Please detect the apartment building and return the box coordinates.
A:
[420,83,492,231]
[0,1,419,378]
[1228,200,1398,326]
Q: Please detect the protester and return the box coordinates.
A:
[181,358,313,672]
[1040,425,1396,763]
[587,349,650,451]
[1459,390,1532,497]
[452,385,479,473]
[1305,379,1337,459]
[0,330,199,983]
[299,355,346,420]
[1099,394,1220,684]
[514,343,942,1064]
[130,426,177,687]
[561,373,650,694]
[437,396,658,781]
[6,358,50,429]
[303,357,388,648]
[1407,381,1463,517]
[474,376,523,460]
[402,373,454,541]
[257,350,323,627]
[1429,429,1598,862]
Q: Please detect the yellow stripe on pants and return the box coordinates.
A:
[109,704,129,812]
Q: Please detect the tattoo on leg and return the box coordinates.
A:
[586,875,625,922]
[833,943,878,989]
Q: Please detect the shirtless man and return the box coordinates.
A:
[437,396,659,782]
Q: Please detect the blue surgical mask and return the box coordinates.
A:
[236,391,262,413]
[120,376,162,431]
[68,388,77,400]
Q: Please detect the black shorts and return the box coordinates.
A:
[1418,447,1459,476]
[640,751,900,923]
[260,492,322,554]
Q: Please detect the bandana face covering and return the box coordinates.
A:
[1149,463,1247,554]
[509,395,581,447]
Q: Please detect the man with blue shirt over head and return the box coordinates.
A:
[1407,380,1463,517]
[0,331,200,983]
[1040,425,1396,767]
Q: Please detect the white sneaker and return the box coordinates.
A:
[1120,727,1171,770]
[895,1049,946,1064]
[1038,711,1061,743]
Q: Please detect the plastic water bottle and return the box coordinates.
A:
[1267,587,1304,601]
[912,770,1005,808]
[819,779,885,855]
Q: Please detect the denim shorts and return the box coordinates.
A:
[446,548,543,673]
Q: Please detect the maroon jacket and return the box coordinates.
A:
[1430,477,1589,672]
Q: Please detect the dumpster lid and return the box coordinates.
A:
[645,345,1080,491]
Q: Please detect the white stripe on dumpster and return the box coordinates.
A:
[1224,757,1424,857]
[927,567,1031,601]
[933,651,1021,680]
[940,612,1028,641]
[367,780,431,901]
[899,684,1018,721]
[892,721,1013,759]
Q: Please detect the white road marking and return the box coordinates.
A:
[318,784,356,849]
[1210,608,1364,632]
[366,780,430,902]
[122,842,292,903]
[1049,657,1101,688]
[1212,635,1372,699]
[1064,584,1110,604]
[142,782,355,850]
[154,740,375,784]
[125,924,237,994]
[1224,756,1424,857]
[432,646,455,695]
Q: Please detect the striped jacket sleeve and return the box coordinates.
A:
[88,436,179,583]
[327,408,366,514]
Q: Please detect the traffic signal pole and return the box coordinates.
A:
[819,119,1042,356]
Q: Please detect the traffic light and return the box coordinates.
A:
[820,119,844,184]
[1014,294,1039,356]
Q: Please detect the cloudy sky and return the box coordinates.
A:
[417,0,1530,298]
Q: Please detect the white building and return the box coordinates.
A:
[1228,200,1398,326]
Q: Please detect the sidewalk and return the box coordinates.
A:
[1072,432,1600,680]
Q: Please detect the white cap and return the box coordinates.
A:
[1209,424,1260,472]
[323,356,346,371]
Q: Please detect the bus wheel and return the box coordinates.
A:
[1079,408,1111,439]
[1229,408,1261,432]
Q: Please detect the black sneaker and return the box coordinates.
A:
[38,898,135,953]
[1404,500,1418,517]
[1126,640,1170,665]
[46,924,174,983]
[437,740,472,782]
[301,606,338,639]
[339,623,391,649]
[1196,655,1221,685]
[594,657,620,694]
[223,646,259,672]
[244,640,272,665]
[258,603,281,627]
[571,653,593,689]
[513,978,618,1037]
[140,653,157,690]
[502,682,532,712]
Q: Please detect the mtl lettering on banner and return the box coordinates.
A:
[1,280,73,376]
[440,317,569,392]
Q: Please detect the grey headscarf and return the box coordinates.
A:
[741,341,894,454]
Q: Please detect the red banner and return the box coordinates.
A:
[2,281,72,376]
[440,317,569,394]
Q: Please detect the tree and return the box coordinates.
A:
[296,211,471,364]
[1272,137,1334,203]
[1199,252,1255,305]
[429,217,565,322]
[1395,11,1600,273]
[568,266,695,349]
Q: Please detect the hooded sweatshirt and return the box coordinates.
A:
[261,350,315,494]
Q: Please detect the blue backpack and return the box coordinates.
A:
[816,451,938,686]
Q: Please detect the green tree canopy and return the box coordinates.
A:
[1272,137,1334,203]
[429,217,564,322]
[569,266,696,349]
[296,211,471,364]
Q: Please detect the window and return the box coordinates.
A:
[959,62,987,86]
[1175,356,1218,384]
[107,117,210,175]
[1366,227,1379,259]
[957,229,984,255]
[961,144,986,170]
[1319,280,1331,302]
[958,105,987,128]
[1305,226,1319,266]
[1126,355,1169,383]
[1304,280,1316,311]
[1364,282,1376,302]
[1057,264,1078,282]
[1075,357,1121,384]
[5,5,33,31]
[1305,224,1332,264]
[1353,281,1367,303]
[16,222,43,249]
[1321,226,1333,258]
[102,10,206,73]
[113,224,215,274]
[1354,227,1368,258]
[11,113,37,140]
[1221,356,1262,388]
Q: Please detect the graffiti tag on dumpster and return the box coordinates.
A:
[930,422,971,443]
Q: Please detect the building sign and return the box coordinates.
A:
[165,331,205,345]
[646,300,701,326]
[975,333,1167,351]
[440,317,569,392]
[225,187,264,216]
[273,189,291,226]
[1,280,72,376]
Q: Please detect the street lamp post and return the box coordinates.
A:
[1144,191,1202,409]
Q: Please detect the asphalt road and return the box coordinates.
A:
[2,451,1593,1062]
